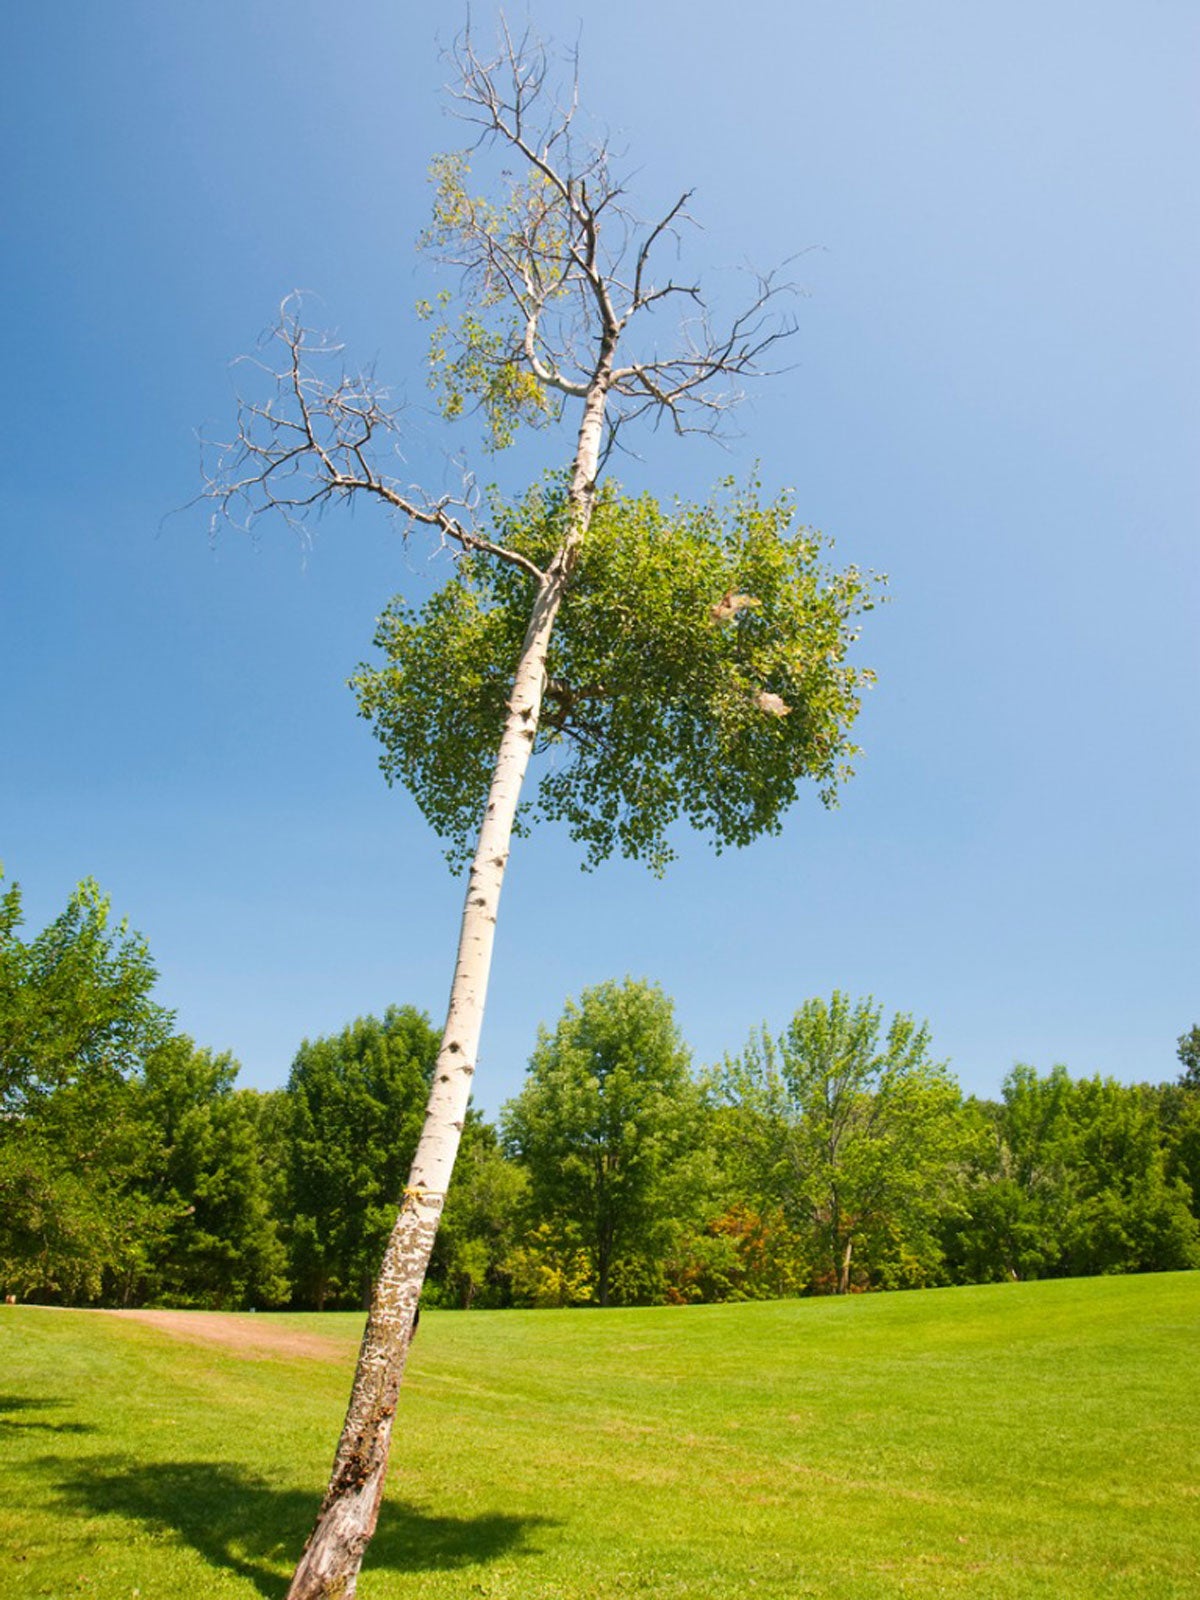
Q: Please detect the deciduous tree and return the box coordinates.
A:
[503,979,708,1306]
[1177,1025,1200,1091]
[137,1037,290,1309]
[0,1097,166,1304]
[718,993,964,1292]
[0,872,174,1303]
[285,1008,439,1309]
[946,1066,1200,1282]
[0,871,171,1116]
[206,26,879,1596]
[425,1116,528,1308]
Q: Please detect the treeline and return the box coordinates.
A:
[3,875,1198,1309]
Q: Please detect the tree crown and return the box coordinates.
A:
[353,478,878,871]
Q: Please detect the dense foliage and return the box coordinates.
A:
[0,873,285,1306]
[352,480,878,872]
[2,872,1196,1308]
[713,994,968,1294]
[284,1008,439,1309]
[502,980,711,1306]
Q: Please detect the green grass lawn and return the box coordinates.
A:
[2,1274,1198,1598]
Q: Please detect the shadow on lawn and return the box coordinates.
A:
[0,1394,95,1435]
[49,1455,553,1597]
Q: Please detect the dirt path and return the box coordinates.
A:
[102,1308,350,1362]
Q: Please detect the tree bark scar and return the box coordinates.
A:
[331,1447,373,1496]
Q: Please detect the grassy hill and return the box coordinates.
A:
[2,1273,1198,1598]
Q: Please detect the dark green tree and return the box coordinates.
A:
[1160,1095,1200,1222]
[690,1104,817,1303]
[502,979,708,1306]
[285,1008,439,1308]
[425,1116,528,1309]
[1064,1074,1199,1274]
[0,872,297,1310]
[136,1037,290,1309]
[946,1066,1200,1282]
[1151,1030,1200,1221]
[0,1082,167,1304]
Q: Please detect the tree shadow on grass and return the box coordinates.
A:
[0,1394,95,1435]
[48,1455,554,1597]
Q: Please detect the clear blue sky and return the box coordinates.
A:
[2,2,1196,1112]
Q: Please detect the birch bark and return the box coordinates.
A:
[202,35,808,1596]
[285,359,610,1600]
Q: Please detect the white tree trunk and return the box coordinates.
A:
[286,362,609,1600]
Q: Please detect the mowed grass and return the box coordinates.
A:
[2,1275,1198,1599]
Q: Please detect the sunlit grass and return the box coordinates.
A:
[2,1273,1198,1597]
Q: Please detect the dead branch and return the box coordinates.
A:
[206,22,802,570]
[202,297,546,582]
[432,20,800,443]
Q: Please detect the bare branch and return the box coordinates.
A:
[427,20,801,445]
[445,23,626,343]
[631,190,694,309]
[207,25,805,576]
[610,264,801,436]
[202,298,546,583]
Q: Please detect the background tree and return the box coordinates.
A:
[1176,1026,1200,1091]
[0,872,174,1303]
[1063,1074,1197,1274]
[1159,1047,1200,1223]
[660,1193,813,1305]
[135,1037,290,1309]
[503,979,708,1307]
[206,26,879,1596]
[691,1101,817,1303]
[424,1116,528,1309]
[0,869,302,1311]
[945,1066,1200,1282]
[239,1085,293,1264]
[285,1008,440,1308]
[0,871,171,1116]
[717,992,965,1293]
[0,1085,167,1305]
[1144,1029,1200,1231]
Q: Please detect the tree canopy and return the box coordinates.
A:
[285,1007,440,1309]
[0,871,171,1114]
[503,978,707,1305]
[0,873,287,1308]
[945,1065,1200,1283]
[1177,1025,1200,1091]
[354,479,876,872]
[716,992,965,1293]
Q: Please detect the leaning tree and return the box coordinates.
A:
[207,22,879,1599]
